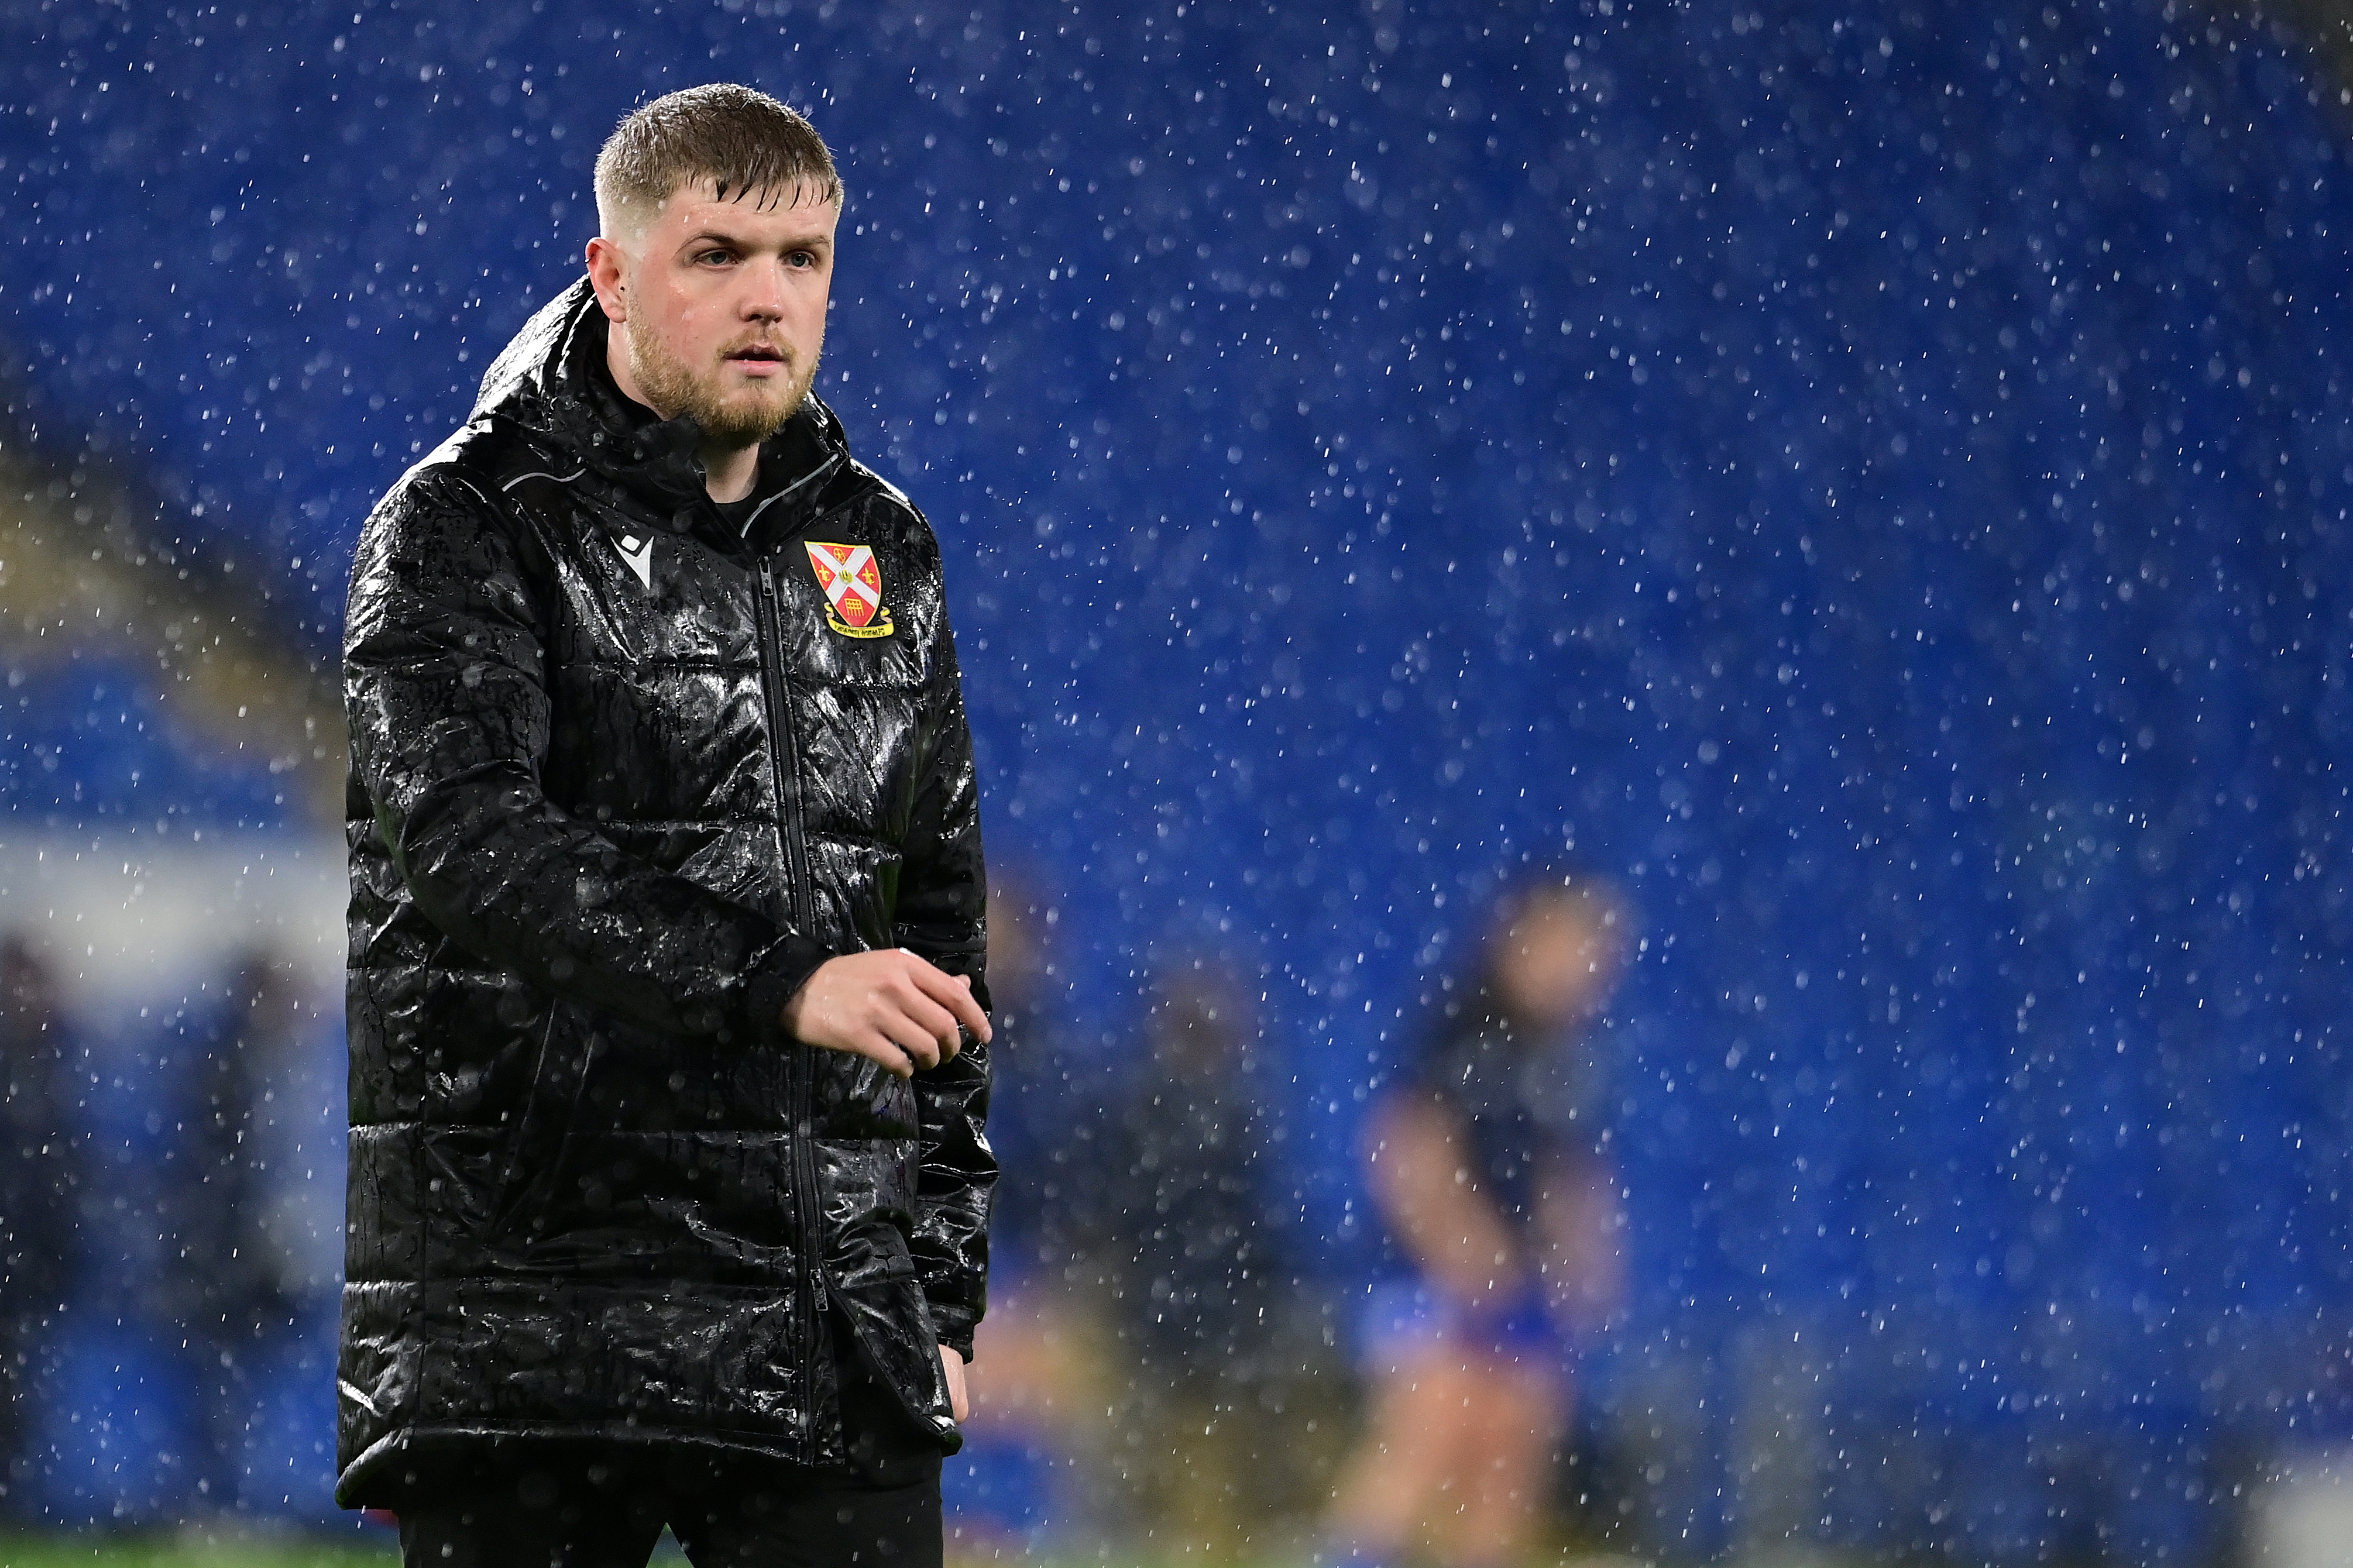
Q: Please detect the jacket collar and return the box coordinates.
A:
[472,277,869,546]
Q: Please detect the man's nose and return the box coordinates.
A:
[740,259,790,319]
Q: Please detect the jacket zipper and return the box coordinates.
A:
[754,556,829,1461]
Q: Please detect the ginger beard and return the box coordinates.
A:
[620,310,820,450]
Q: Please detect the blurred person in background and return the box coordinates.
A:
[1101,959,1307,1558]
[338,83,992,1568]
[167,947,306,1512]
[942,876,1100,1555]
[0,935,77,1515]
[1324,872,1630,1568]
[971,874,1069,1281]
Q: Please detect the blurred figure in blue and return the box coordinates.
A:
[169,947,305,1512]
[1102,958,1303,1556]
[970,873,1073,1281]
[1325,873,1629,1568]
[941,876,1085,1554]
[0,934,78,1517]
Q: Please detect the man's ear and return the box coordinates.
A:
[586,235,630,324]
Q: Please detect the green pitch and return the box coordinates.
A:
[0,1535,394,1568]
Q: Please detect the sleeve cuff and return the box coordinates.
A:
[736,933,836,1044]
[927,1297,980,1361]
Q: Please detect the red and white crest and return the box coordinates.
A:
[803,542,895,638]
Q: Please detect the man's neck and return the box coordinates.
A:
[700,443,761,504]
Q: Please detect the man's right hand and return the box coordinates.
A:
[779,949,991,1077]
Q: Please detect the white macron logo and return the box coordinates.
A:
[613,532,654,590]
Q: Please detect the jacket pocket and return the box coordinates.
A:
[834,1266,957,1452]
[488,1010,599,1243]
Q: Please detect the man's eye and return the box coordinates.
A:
[698,250,735,266]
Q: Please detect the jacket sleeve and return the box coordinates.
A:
[893,556,995,1359]
[345,465,833,1043]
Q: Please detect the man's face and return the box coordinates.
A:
[1495,896,1621,1027]
[588,180,840,448]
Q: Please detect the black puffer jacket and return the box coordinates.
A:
[337,278,991,1504]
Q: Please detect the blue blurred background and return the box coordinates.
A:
[6,0,2353,1561]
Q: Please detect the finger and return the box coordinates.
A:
[951,976,992,1043]
[939,1347,970,1421]
[953,975,992,1044]
[901,962,983,1046]
[876,1013,943,1072]
[886,977,966,1054]
[911,964,992,1044]
[853,1029,919,1078]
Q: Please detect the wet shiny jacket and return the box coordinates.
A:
[336,278,991,1503]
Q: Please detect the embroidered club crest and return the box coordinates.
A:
[803,542,895,638]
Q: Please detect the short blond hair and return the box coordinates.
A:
[593,83,842,240]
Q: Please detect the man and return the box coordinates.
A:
[338,84,994,1567]
[1325,874,1627,1568]
[174,950,305,1514]
[0,936,77,1517]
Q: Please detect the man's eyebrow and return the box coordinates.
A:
[680,228,834,252]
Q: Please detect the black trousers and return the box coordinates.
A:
[394,1443,943,1568]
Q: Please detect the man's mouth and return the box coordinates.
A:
[726,345,786,365]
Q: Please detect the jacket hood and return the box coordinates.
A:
[470,276,863,544]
